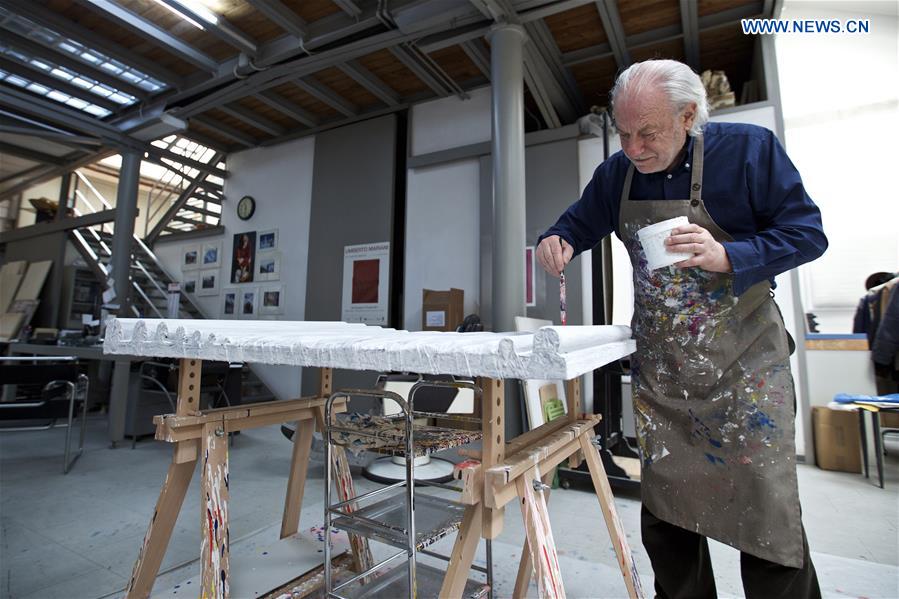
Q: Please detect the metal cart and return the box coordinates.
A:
[323,379,493,598]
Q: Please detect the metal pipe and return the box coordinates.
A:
[488,23,528,332]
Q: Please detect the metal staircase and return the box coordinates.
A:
[144,137,226,243]
[65,150,274,403]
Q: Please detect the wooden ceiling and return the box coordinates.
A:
[0,0,773,197]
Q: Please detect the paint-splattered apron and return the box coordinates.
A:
[619,134,805,568]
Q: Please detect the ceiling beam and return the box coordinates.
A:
[523,19,584,119]
[460,39,491,79]
[144,149,229,180]
[167,5,480,118]
[1,0,182,88]
[77,0,219,73]
[679,0,701,71]
[180,129,233,153]
[244,0,307,39]
[594,0,631,68]
[219,104,286,137]
[523,57,561,128]
[255,91,319,128]
[389,46,449,97]
[0,141,70,165]
[338,60,400,106]
[0,56,121,113]
[1,31,149,101]
[0,112,104,147]
[293,78,357,117]
[332,0,362,19]
[0,147,117,202]
[155,0,258,58]
[191,115,257,147]
[0,81,153,155]
[562,2,765,68]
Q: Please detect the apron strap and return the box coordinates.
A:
[690,134,704,202]
[621,163,635,205]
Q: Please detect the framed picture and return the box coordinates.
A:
[256,253,281,282]
[182,245,200,271]
[222,288,237,318]
[240,288,257,317]
[259,285,284,315]
[258,229,278,252]
[197,269,220,296]
[202,241,222,268]
[182,277,197,295]
[231,231,256,284]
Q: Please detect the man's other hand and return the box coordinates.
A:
[666,224,733,273]
[537,235,574,278]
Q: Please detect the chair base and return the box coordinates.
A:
[362,455,456,484]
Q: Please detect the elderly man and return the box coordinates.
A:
[537,59,826,598]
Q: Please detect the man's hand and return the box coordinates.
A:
[537,235,574,278]
[666,224,733,273]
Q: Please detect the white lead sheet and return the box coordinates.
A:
[103,318,636,381]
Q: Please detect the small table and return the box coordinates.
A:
[829,401,899,489]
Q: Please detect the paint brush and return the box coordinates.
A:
[559,271,567,326]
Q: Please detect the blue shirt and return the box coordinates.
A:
[540,122,828,295]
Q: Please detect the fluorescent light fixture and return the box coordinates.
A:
[151,0,219,30]
[174,0,219,25]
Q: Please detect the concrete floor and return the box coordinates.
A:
[1,415,897,599]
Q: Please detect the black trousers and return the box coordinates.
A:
[641,505,821,599]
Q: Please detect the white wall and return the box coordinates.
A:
[410,86,492,156]
[404,160,481,331]
[405,89,491,331]
[777,1,899,332]
[154,135,316,400]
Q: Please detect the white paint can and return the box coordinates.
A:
[636,216,694,270]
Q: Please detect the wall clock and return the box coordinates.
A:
[237,195,256,220]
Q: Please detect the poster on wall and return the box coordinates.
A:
[341,242,390,325]
[231,231,256,284]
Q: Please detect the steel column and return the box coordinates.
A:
[488,24,527,333]
[111,151,140,315]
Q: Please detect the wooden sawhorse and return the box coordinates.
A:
[445,378,643,599]
[124,361,370,599]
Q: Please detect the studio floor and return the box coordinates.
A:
[1,415,897,599]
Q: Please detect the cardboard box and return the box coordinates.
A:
[422,288,464,332]
[812,407,862,473]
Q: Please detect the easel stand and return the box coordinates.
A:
[124,362,368,599]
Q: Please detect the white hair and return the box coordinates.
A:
[610,59,709,136]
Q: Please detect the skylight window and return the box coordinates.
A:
[0,68,112,118]
[0,5,168,115]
